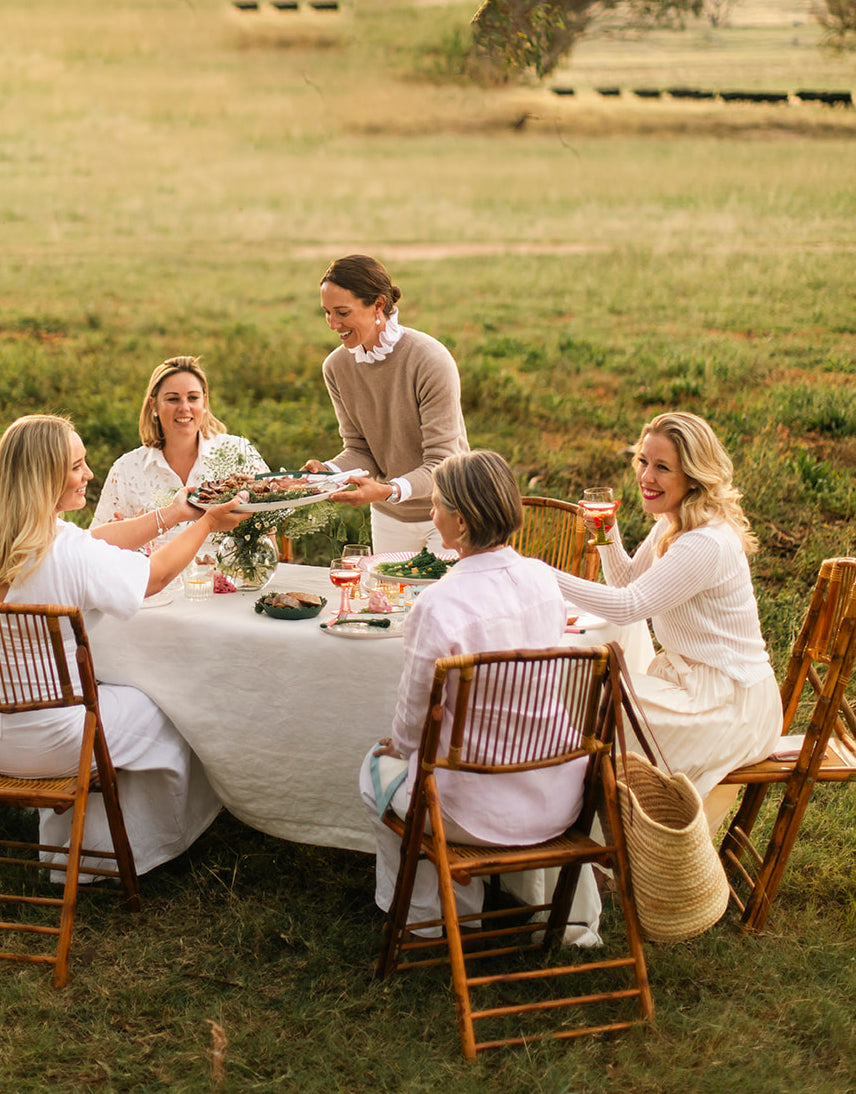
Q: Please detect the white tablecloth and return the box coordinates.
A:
[88,564,654,854]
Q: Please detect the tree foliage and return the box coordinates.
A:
[813,0,856,48]
[469,0,703,81]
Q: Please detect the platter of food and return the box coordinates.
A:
[189,469,368,513]
[254,590,326,620]
[363,547,458,586]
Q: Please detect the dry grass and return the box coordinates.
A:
[0,2,855,1090]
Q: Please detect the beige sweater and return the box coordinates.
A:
[322,327,469,522]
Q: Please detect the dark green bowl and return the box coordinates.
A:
[254,593,326,620]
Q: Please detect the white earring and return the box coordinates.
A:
[152,412,158,418]
[375,317,381,325]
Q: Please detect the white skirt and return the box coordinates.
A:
[623,651,782,799]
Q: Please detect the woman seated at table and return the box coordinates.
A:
[556,411,782,832]
[92,355,267,534]
[302,254,469,554]
[359,450,593,937]
[0,414,249,877]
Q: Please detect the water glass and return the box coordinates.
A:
[183,565,214,601]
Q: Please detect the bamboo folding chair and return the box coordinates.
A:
[376,644,652,1061]
[718,557,856,932]
[511,497,600,580]
[0,604,140,987]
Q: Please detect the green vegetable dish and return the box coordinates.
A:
[375,547,456,581]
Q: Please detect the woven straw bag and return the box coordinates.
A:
[615,751,729,943]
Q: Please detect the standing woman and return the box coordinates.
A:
[0,414,249,875]
[555,412,782,831]
[303,254,469,554]
[92,355,267,528]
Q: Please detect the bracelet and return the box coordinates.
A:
[154,507,167,537]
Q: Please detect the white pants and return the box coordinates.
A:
[358,750,602,945]
[37,683,221,878]
[369,507,445,555]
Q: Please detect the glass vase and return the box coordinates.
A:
[216,535,278,592]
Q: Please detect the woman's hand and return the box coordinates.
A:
[372,737,403,760]
[200,492,251,534]
[301,458,328,474]
[164,485,200,526]
[329,475,389,507]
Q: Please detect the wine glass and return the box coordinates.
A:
[580,487,620,546]
[330,556,362,617]
[342,543,370,600]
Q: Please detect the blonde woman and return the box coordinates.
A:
[0,414,248,875]
[556,412,782,830]
[92,355,267,527]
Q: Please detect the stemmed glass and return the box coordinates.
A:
[329,557,362,617]
[342,543,370,601]
[580,487,620,546]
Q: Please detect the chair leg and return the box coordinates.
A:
[377,810,429,979]
[93,731,140,910]
[431,818,478,1062]
[741,780,817,932]
[598,755,653,1020]
[52,787,90,988]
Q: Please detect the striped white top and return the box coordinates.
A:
[556,519,773,687]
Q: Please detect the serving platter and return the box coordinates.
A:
[189,469,368,514]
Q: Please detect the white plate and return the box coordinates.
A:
[320,616,405,640]
[190,469,368,514]
[140,589,173,609]
[568,611,609,630]
[363,550,458,587]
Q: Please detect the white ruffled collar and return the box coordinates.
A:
[349,309,403,363]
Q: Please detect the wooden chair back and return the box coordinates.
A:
[511,497,599,580]
[0,603,140,986]
[719,558,856,931]
[378,644,652,1060]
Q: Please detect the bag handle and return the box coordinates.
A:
[606,640,671,775]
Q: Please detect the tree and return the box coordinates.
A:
[813,0,856,49]
[469,1,703,82]
[703,0,740,28]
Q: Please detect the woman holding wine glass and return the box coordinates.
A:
[555,412,782,833]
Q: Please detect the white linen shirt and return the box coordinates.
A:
[91,433,268,525]
[391,546,588,845]
[556,519,773,687]
[0,521,149,747]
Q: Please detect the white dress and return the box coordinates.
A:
[556,519,782,798]
[1,521,221,875]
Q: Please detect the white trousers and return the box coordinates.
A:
[358,750,602,945]
[369,507,446,555]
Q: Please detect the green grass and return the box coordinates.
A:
[1,0,855,1089]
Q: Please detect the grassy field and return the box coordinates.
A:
[1,1,855,1090]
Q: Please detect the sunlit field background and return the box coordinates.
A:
[1,1,855,1090]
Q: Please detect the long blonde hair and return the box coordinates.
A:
[633,412,758,556]
[0,415,74,587]
[139,356,227,448]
